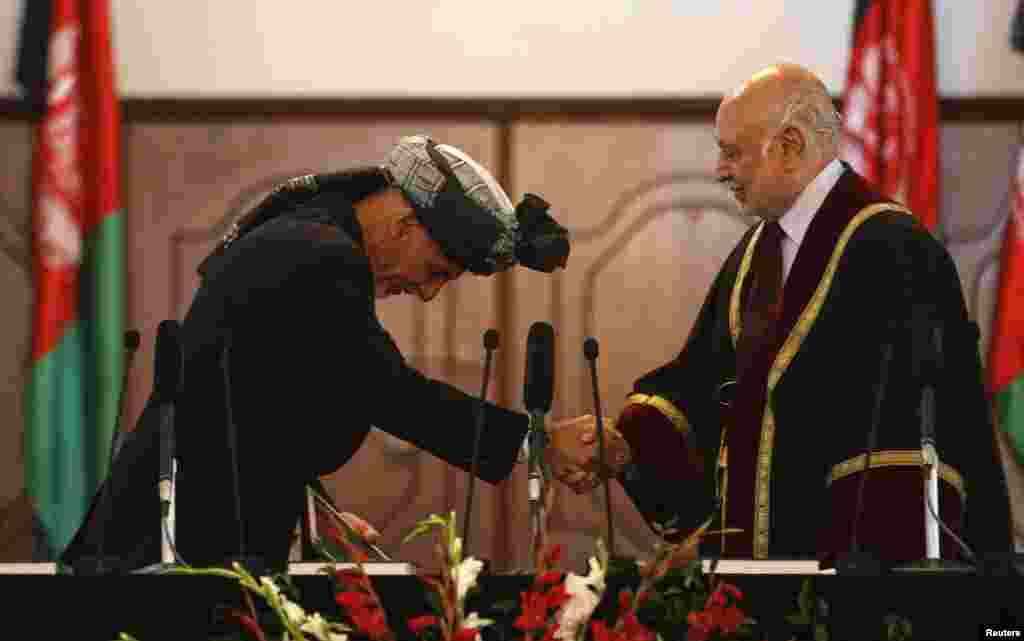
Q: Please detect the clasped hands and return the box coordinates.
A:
[541,415,632,494]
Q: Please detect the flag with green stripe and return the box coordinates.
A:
[990,148,1024,464]
[19,0,124,560]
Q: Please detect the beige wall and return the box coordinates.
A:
[2,1,1024,98]
[1,114,1022,568]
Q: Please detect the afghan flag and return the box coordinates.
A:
[840,0,940,232]
[989,145,1024,463]
[18,0,125,560]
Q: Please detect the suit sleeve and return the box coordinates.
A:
[258,237,530,484]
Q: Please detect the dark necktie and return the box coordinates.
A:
[737,221,785,376]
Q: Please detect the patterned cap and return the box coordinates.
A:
[383,135,569,276]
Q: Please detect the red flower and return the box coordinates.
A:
[720,582,743,601]
[541,543,564,568]
[334,568,368,591]
[687,611,713,641]
[453,626,479,641]
[336,590,375,611]
[407,615,439,636]
[545,583,571,610]
[618,610,656,641]
[591,620,617,641]
[227,610,269,641]
[537,570,564,586]
[539,623,561,641]
[349,605,390,641]
[716,604,746,635]
[618,589,634,611]
[513,590,549,631]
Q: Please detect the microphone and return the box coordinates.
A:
[221,332,252,572]
[835,338,892,575]
[154,321,183,565]
[72,329,141,576]
[894,309,976,573]
[583,337,616,557]
[524,321,555,564]
[462,329,499,559]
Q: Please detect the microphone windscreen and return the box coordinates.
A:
[124,330,141,351]
[524,322,555,413]
[154,320,183,402]
[583,337,599,361]
[484,328,500,351]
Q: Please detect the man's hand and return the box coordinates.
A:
[544,414,631,494]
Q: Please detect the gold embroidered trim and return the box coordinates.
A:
[751,202,913,558]
[827,449,967,503]
[729,223,764,347]
[626,393,690,437]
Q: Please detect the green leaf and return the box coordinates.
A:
[815,623,830,641]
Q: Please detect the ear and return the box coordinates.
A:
[779,125,808,168]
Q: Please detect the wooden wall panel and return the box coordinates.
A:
[1,111,1021,566]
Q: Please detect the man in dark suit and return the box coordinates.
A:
[62,135,630,572]
[597,64,1013,567]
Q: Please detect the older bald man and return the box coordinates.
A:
[607,63,1012,568]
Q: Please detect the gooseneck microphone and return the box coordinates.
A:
[524,321,555,564]
[583,337,616,557]
[72,329,141,576]
[894,308,976,573]
[462,328,499,559]
[836,338,891,576]
[154,320,183,565]
[221,332,248,568]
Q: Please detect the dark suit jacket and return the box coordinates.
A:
[63,193,529,571]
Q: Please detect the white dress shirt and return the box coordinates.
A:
[777,158,844,284]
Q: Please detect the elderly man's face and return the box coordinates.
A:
[374,217,464,302]
[714,98,792,220]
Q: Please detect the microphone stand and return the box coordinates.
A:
[528,408,549,568]
[221,333,268,576]
[583,337,615,557]
[834,342,891,575]
[893,324,975,574]
[72,330,141,576]
[462,329,499,560]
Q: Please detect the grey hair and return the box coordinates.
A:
[762,88,841,158]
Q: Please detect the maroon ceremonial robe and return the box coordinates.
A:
[615,165,1012,565]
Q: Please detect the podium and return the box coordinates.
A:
[2,561,1021,641]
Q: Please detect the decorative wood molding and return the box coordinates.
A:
[1,96,1022,123]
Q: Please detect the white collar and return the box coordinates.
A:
[777,158,844,247]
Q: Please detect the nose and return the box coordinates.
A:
[715,155,732,182]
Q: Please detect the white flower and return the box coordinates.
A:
[260,576,282,598]
[281,598,307,625]
[450,535,463,563]
[300,612,349,641]
[459,612,495,641]
[451,556,484,605]
[554,557,606,641]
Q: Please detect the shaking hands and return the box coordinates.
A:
[544,414,631,494]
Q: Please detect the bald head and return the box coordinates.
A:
[724,63,840,160]
[714,63,840,219]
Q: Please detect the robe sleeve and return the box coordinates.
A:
[616,237,749,539]
[887,217,1014,558]
[820,213,1014,562]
